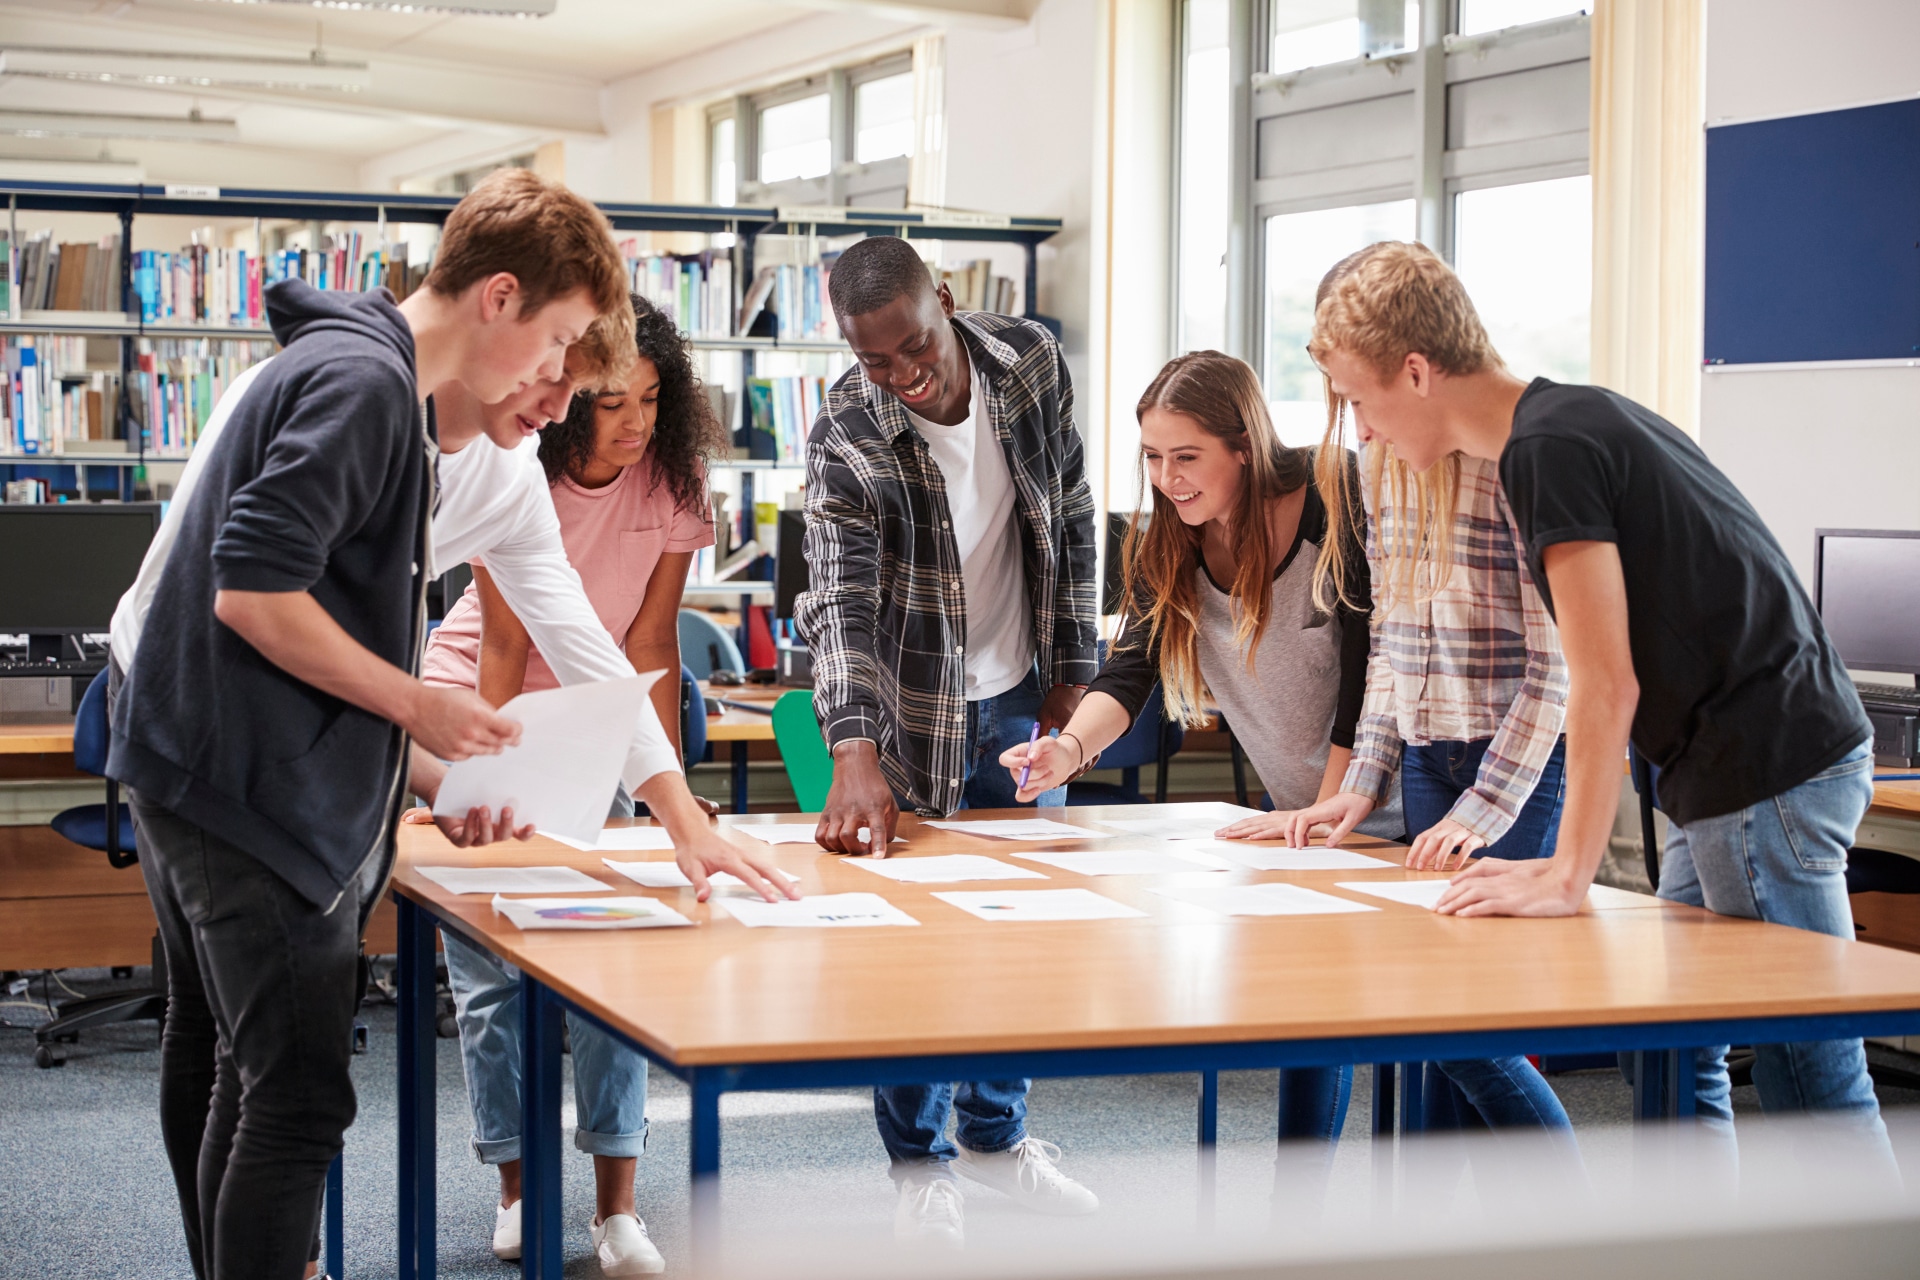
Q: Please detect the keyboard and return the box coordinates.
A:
[0,658,105,678]
[1856,681,1920,707]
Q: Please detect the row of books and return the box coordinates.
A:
[129,339,277,455]
[939,258,1018,315]
[133,235,421,327]
[3,334,273,457]
[622,247,734,339]
[5,231,125,315]
[5,336,119,455]
[745,374,829,465]
[739,260,842,344]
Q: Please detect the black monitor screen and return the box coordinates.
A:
[1816,529,1920,674]
[774,510,808,620]
[0,505,161,633]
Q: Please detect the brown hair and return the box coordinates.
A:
[566,312,638,392]
[1309,242,1499,613]
[425,167,633,348]
[1120,351,1311,727]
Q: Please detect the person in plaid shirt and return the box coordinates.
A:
[794,235,1099,1244]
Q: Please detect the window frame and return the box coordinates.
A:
[729,52,916,212]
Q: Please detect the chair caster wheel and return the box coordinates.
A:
[34,1044,65,1069]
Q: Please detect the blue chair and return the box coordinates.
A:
[1066,645,1185,804]
[678,609,745,681]
[679,665,708,770]
[35,668,166,1067]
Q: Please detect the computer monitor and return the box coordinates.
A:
[1813,528,1920,676]
[774,509,808,620]
[0,504,162,647]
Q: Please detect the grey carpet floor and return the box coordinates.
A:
[6,967,1920,1280]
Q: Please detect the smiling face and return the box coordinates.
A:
[1140,406,1247,529]
[1320,346,1451,472]
[462,276,599,405]
[838,282,971,426]
[584,356,662,476]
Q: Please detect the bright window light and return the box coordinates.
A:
[759,93,830,184]
[854,72,914,165]
[1269,0,1420,75]
[1263,199,1414,446]
[1457,1,1588,35]
[1178,0,1231,353]
[711,116,736,206]
[1452,175,1592,384]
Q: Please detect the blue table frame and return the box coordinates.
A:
[389,891,1920,1280]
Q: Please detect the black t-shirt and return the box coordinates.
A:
[1499,378,1868,826]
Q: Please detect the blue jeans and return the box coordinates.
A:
[1653,741,1891,1157]
[875,669,1060,1173]
[1401,737,1574,1135]
[1278,1063,1351,1142]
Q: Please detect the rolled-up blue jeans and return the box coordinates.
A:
[441,785,648,1164]
[875,667,1060,1174]
[1651,740,1891,1159]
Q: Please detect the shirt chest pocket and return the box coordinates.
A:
[603,527,669,636]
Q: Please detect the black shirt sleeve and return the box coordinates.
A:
[1324,461,1371,750]
[1498,432,1621,588]
[1084,590,1161,730]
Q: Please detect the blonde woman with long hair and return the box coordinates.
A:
[1003,349,1400,1148]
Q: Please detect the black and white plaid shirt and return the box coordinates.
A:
[795,312,1098,816]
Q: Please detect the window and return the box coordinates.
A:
[1269,0,1420,75]
[1178,0,1231,353]
[1262,200,1414,446]
[758,93,831,184]
[854,71,914,165]
[1452,175,1591,383]
[1457,1,1588,36]
[710,115,737,206]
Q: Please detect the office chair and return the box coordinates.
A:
[770,690,835,812]
[677,609,746,681]
[35,668,166,1068]
[1067,681,1185,805]
[679,665,709,770]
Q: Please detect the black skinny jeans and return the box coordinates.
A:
[133,793,375,1280]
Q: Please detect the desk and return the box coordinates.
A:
[1870,778,1920,821]
[0,723,75,754]
[699,684,779,813]
[389,802,1920,1279]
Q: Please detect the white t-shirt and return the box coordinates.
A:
[907,365,1034,702]
[109,365,682,793]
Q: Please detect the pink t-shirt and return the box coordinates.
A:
[423,459,714,692]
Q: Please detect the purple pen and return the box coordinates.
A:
[1017,722,1042,792]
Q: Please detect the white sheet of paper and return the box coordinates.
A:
[1093,806,1262,840]
[1195,842,1399,871]
[732,823,902,846]
[922,819,1110,841]
[433,671,662,846]
[416,865,612,896]
[1335,879,1664,912]
[1013,847,1233,875]
[602,859,800,890]
[489,895,692,930]
[932,888,1147,921]
[542,826,677,853]
[1150,882,1380,916]
[846,854,1047,883]
[717,892,919,928]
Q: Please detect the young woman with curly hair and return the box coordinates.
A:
[417,293,729,1276]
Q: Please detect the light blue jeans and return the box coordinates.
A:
[442,786,648,1164]
[1654,740,1892,1154]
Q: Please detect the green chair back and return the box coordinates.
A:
[770,690,835,813]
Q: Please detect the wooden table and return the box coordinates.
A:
[389,802,1920,1279]
[0,723,75,754]
[698,683,779,813]
[1870,777,1920,821]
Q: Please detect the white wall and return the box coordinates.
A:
[1700,0,1920,584]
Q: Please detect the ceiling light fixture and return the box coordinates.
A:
[0,46,369,92]
[0,109,242,143]
[203,0,557,16]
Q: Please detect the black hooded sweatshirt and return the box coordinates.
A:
[107,279,434,912]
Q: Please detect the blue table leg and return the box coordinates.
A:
[1371,1063,1397,1209]
[731,741,749,813]
[1632,1048,1670,1121]
[1397,1062,1426,1134]
[1196,1070,1218,1229]
[689,1070,724,1267]
[325,1154,345,1279]
[521,975,565,1280]
[1672,1048,1697,1118]
[395,896,436,1280]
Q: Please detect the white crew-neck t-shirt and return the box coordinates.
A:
[907,365,1034,702]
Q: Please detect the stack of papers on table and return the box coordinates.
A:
[1182,841,1399,871]
[490,895,692,930]
[847,854,1047,883]
[922,818,1109,841]
[1150,883,1378,916]
[718,893,919,928]
[542,827,676,852]
[932,888,1146,921]
[1013,847,1232,875]
[417,866,611,895]
[602,860,801,890]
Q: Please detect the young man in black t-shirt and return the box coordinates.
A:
[1306,241,1887,1153]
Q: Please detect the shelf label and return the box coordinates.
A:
[918,209,1012,229]
[775,205,851,226]
[163,184,221,200]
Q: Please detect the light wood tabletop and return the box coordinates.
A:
[698,682,778,743]
[391,803,1920,1069]
[0,723,75,754]
[1869,778,1920,819]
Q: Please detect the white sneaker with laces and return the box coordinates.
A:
[893,1171,966,1247]
[492,1200,522,1261]
[591,1213,666,1276]
[954,1137,1099,1215]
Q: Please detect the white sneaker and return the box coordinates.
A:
[492,1200,521,1261]
[954,1137,1099,1215]
[591,1213,666,1276]
[893,1171,965,1247]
